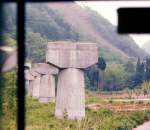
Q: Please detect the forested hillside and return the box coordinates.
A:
[25,3,148,64]
[48,2,147,59]
[3,3,148,63]
[2,2,149,91]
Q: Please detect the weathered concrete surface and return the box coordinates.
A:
[30,69,40,77]
[25,70,34,96]
[28,80,34,96]
[25,70,34,81]
[46,41,98,68]
[25,80,29,95]
[33,63,58,75]
[39,74,56,103]
[25,63,58,100]
[32,76,41,99]
[55,68,85,119]
[46,42,98,119]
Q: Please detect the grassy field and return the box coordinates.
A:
[25,91,150,130]
[86,91,150,112]
[1,90,150,130]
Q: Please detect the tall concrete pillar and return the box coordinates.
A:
[29,63,58,102]
[25,69,34,96]
[29,69,41,99]
[46,41,98,119]
[55,68,85,119]
[28,80,34,96]
[32,76,41,99]
[39,74,56,103]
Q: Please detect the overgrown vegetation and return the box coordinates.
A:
[25,96,150,130]
[0,71,17,130]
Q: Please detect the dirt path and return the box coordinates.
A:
[86,100,150,112]
[103,98,150,102]
[133,121,150,130]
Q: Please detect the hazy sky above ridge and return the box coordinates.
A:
[77,1,150,47]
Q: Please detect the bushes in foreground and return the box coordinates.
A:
[25,97,150,130]
[0,71,17,130]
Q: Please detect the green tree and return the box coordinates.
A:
[136,58,144,74]
[85,65,99,91]
[26,31,48,62]
[104,64,129,91]
[3,33,16,46]
[145,57,150,81]
[0,71,17,129]
[124,60,135,73]
[97,57,106,91]
[132,58,144,87]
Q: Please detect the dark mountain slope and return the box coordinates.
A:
[47,2,147,58]
[24,2,149,63]
[25,3,129,63]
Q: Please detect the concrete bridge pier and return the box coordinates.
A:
[46,41,98,119]
[32,76,41,99]
[55,68,85,120]
[28,80,34,96]
[25,69,35,96]
[39,74,56,103]
[31,63,58,103]
[25,63,58,103]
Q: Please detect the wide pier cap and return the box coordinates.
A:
[29,69,40,77]
[32,63,58,75]
[46,41,98,69]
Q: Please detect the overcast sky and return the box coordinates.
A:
[77,1,150,47]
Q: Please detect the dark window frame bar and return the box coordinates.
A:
[0,1,25,130]
[17,1,25,130]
